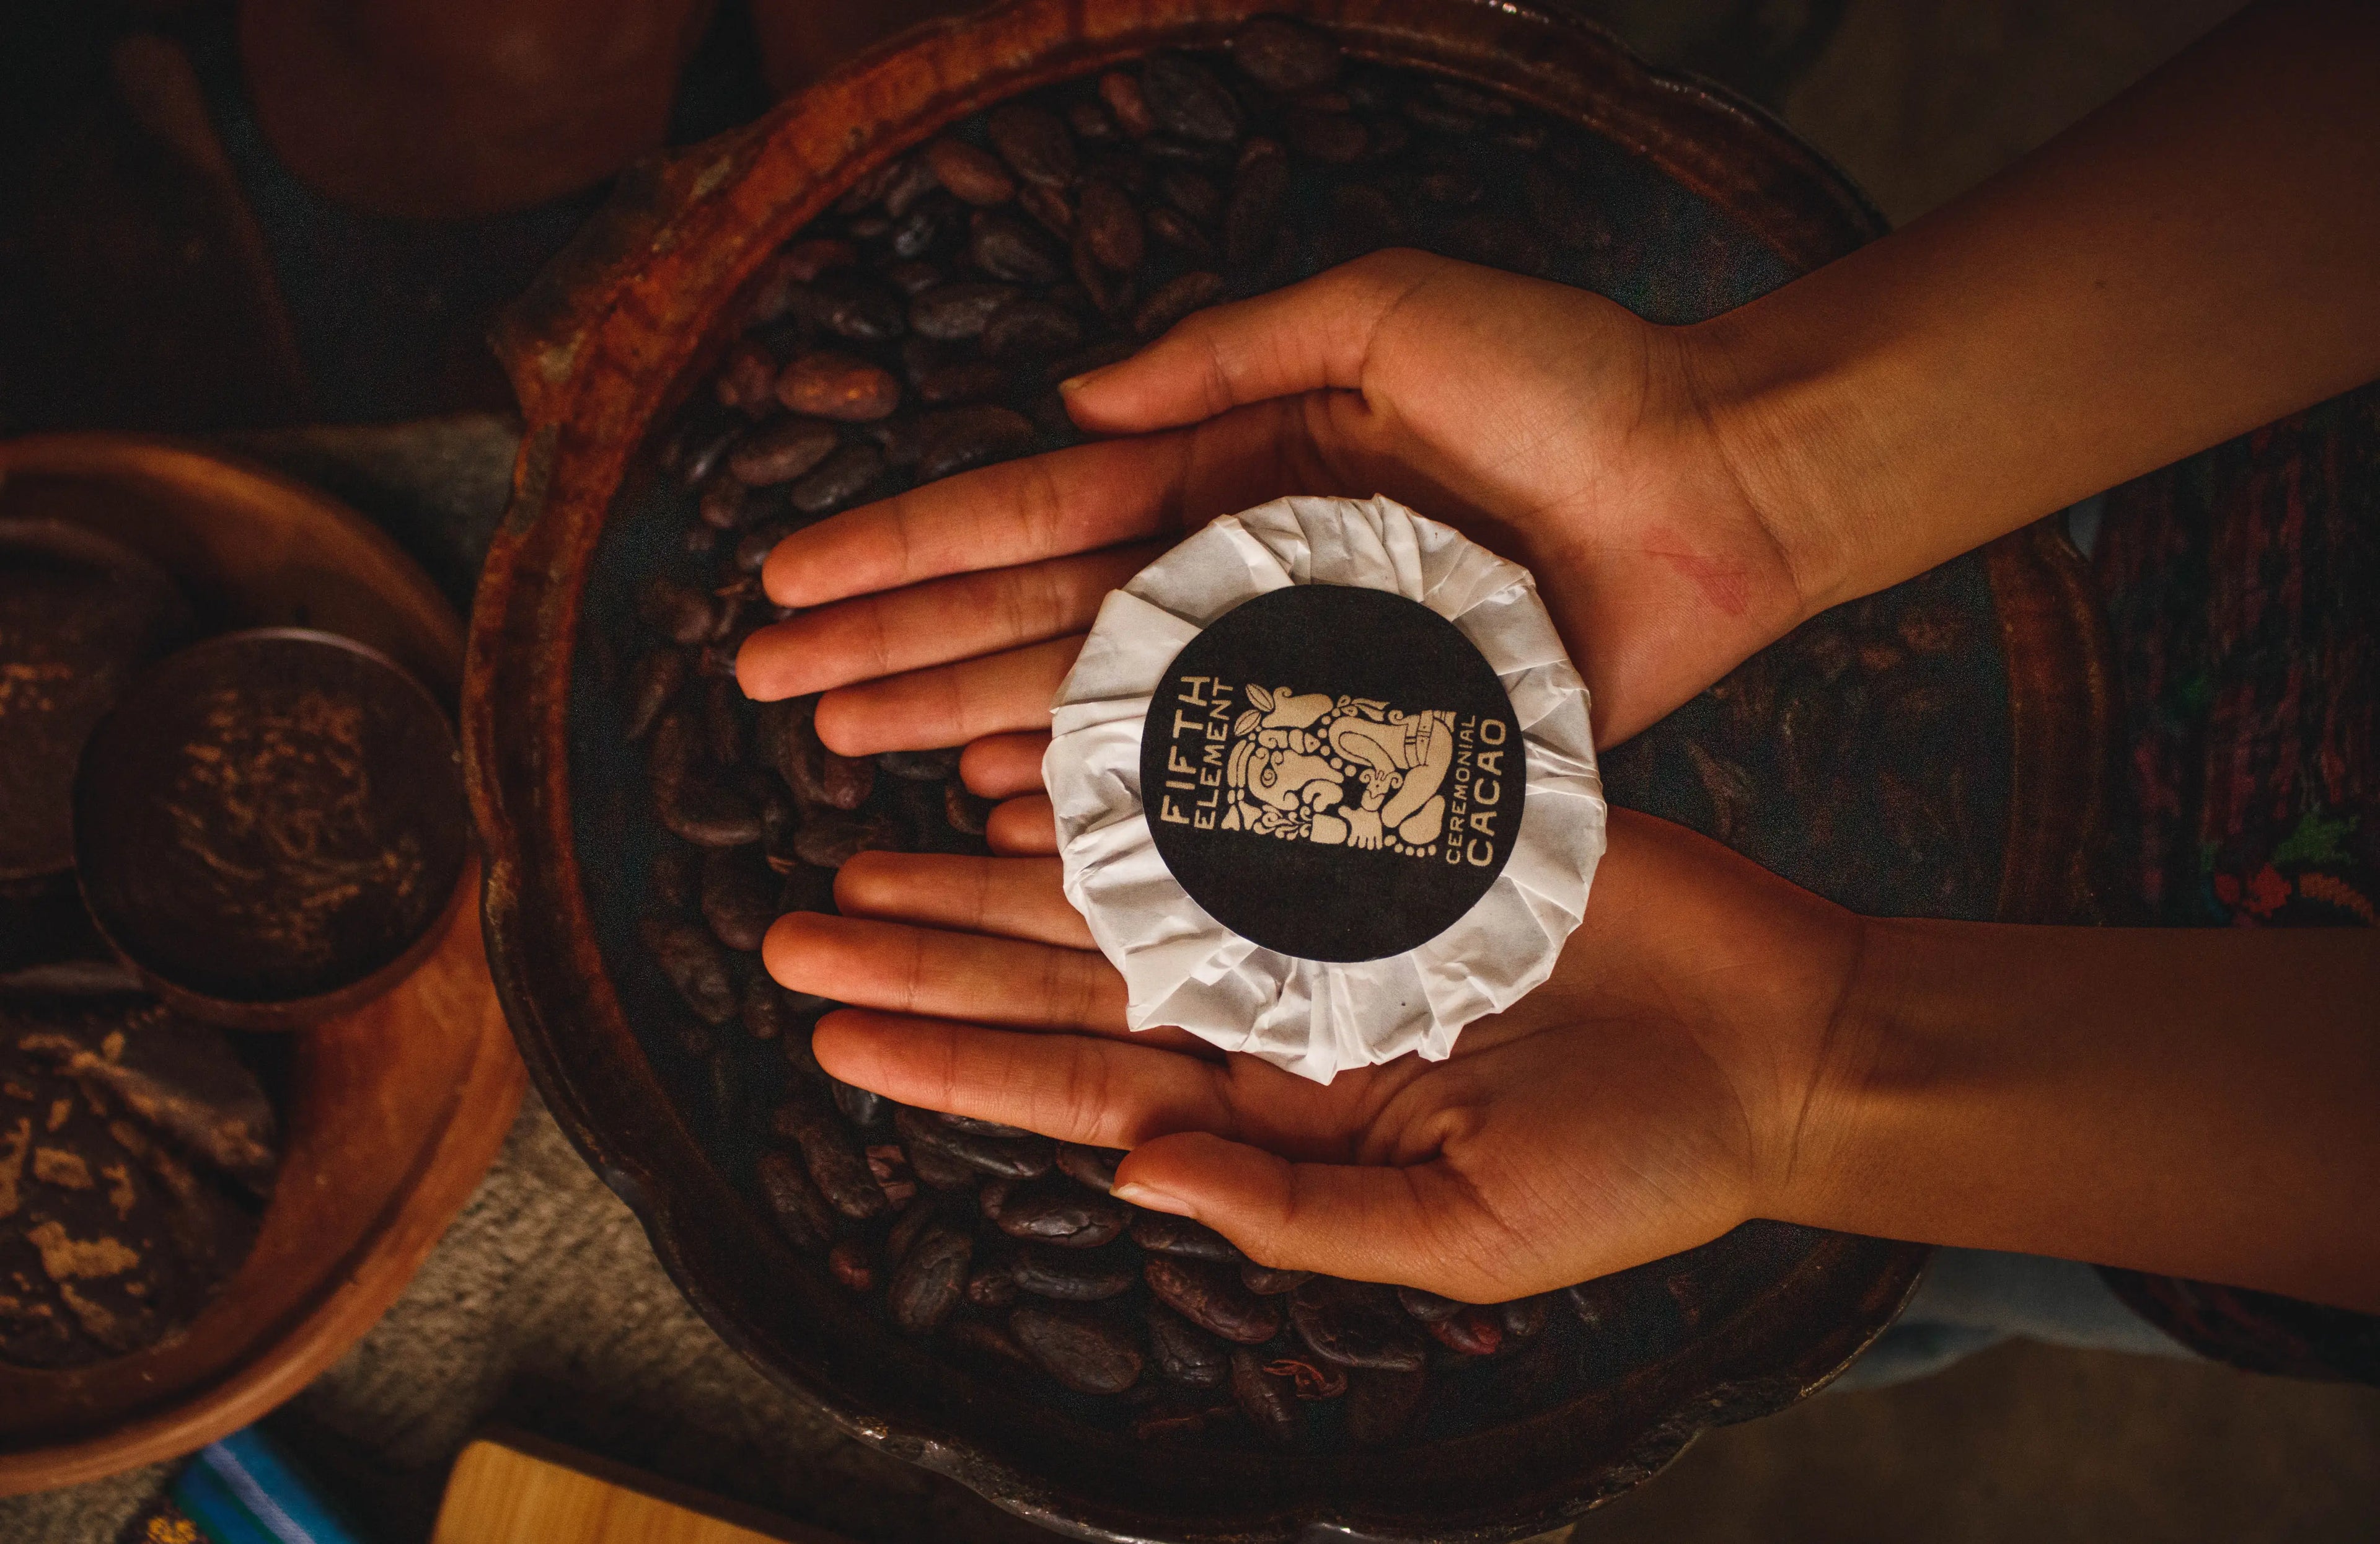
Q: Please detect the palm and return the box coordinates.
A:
[736,250,1802,757]
[776,811,1854,1300]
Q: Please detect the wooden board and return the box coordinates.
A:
[432,1434,857,1544]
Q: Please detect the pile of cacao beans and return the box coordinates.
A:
[622,16,1744,1450]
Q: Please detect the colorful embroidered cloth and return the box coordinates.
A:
[2091,379,2380,1384]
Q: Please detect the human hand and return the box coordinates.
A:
[765,809,1862,1302]
[734,249,1815,775]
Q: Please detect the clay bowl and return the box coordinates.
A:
[465,2,2109,1540]
[0,433,524,1493]
[73,628,472,1031]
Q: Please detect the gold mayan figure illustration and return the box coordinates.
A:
[1222,686,1454,855]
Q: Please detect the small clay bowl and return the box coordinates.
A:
[71,628,470,1031]
[0,517,193,881]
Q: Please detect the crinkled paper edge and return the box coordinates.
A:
[1043,495,1606,1082]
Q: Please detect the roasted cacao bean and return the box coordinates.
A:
[968,210,1066,284]
[788,441,888,514]
[729,418,840,486]
[832,1079,888,1127]
[1010,1245,1138,1301]
[699,847,778,951]
[741,971,793,1040]
[994,1179,1131,1247]
[942,775,990,837]
[637,576,718,645]
[1396,1284,1463,1322]
[1144,1256,1280,1344]
[776,351,902,421]
[909,360,1005,405]
[910,281,1023,341]
[1240,1263,1310,1295]
[987,104,1078,188]
[1144,204,1214,258]
[1054,1143,1124,1193]
[1011,1304,1143,1393]
[623,648,685,740]
[773,1098,889,1220]
[1265,1354,1349,1401]
[1145,1302,1230,1387]
[1142,54,1243,143]
[1132,270,1224,338]
[1075,179,1145,273]
[906,1140,974,1191]
[1228,1347,1298,1445]
[1130,1211,1241,1262]
[1099,71,1156,138]
[873,153,941,218]
[1290,1278,1429,1371]
[967,1256,1020,1308]
[658,772,764,848]
[947,1317,1037,1372]
[1018,181,1075,239]
[982,297,1084,360]
[713,340,777,413]
[916,406,1038,481]
[1065,99,1116,143]
[640,916,739,1023]
[1499,1294,1551,1340]
[925,138,1017,206]
[888,1221,973,1334]
[791,811,896,868]
[1426,1307,1503,1356]
[756,1149,839,1250]
[803,273,908,342]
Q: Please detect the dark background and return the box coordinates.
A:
[6,2,2375,1542]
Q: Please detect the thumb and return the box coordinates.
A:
[1113,1130,1511,1299]
[1060,249,1448,435]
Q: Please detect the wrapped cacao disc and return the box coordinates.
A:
[1046,496,1604,1080]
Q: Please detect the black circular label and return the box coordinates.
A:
[1139,585,1525,963]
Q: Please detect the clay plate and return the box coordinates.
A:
[465,2,2110,1541]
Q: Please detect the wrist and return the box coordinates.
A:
[1674,306,1874,624]
[1751,911,1910,1233]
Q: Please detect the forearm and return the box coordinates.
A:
[1783,920,2380,1310]
[1688,0,2380,614]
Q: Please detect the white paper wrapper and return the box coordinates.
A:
[1043,495,1605,1082]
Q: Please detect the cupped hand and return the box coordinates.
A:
[765,809,1862,1303]
[734,249,1811,766]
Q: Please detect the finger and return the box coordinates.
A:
[764,911,1126,1034]
[812,637,1080,757]
[762,433,1194,609]
[736,546,1152,702]
[986,795,1057,855]
[760,398,1346,612]
[961,732,1050,798]
[1062,249,1447,434]
[1113,1131,1518,1298]
[832,851,1091,949]
[814,1010,1233,1144]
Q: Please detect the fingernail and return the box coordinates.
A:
[1113,1181,1196,1217]
[1057,366,1108,395]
